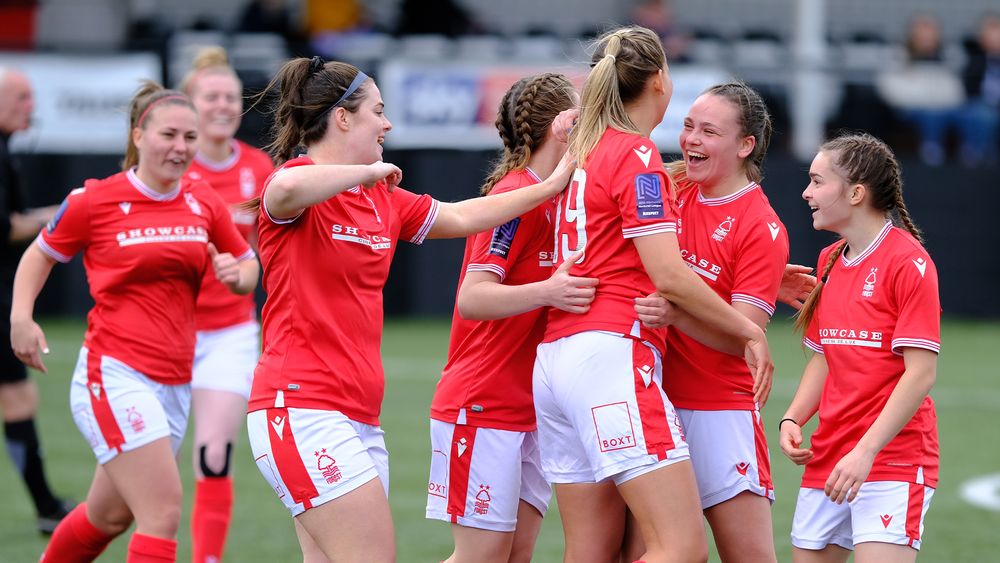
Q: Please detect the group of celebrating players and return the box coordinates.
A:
[3,22,939,563]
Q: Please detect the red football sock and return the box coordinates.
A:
[191,477,233,562]
[39,503,114,562]
[126,533,176,562]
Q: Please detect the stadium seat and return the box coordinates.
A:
[454,35,506,61]
[229,32,289,78]
[510,35,564,61]
[397,35,454,60]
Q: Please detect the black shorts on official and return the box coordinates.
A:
[0,326,28,384]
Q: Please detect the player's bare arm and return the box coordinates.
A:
[779,353,828,466]
[264,161,401,219]
[458,251,597,320]
[9,243,57,372]
[427,151,575,239]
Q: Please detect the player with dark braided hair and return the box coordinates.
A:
[425,72,597,563]
[781,132,940,561]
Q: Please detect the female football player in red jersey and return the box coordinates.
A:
[10,82,258,562]
[179,46,273,563]
[245,57,574,562]
[531,26,773,563]
[630,81,786,562]
[780,132,939,562]
[425,73,597,563]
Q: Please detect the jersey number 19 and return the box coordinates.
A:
[556,168,588,264]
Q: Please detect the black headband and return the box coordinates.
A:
[305,64,370,131]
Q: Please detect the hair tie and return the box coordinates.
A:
[605,53,617,63]
[308,55,326,76]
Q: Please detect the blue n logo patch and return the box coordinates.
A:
[634,174,664,219]
[488,217,521,258]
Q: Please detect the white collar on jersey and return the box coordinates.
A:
[697,182,759,206]
[127,168,181,201]
[194,140,241,172]
[525,167,542,184]
[841,221,893,268]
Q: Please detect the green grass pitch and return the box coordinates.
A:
[0,317,997,561]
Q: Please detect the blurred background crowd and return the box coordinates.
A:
[0,0,997,318]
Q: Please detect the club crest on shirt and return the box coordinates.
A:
[488,217,520,258]
[712,216,735,242]
[634,174,664,219]
[862,266,878,298]
[240,167,256,198]
[184,192,202,216]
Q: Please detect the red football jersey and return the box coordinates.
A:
[802,223,940,488]
[430,169,555,431]
[37,169,254,384]
[187,140,273,331]
[543,127,678,354]
[664,182,788,409]
[249,157,438,425]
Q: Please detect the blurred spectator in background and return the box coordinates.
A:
[396,0,484,37]
[959,13,1000,167]
[629,0,691,62]
[238,0,310,56]
[876,14,964,166]
[305,0,371,35]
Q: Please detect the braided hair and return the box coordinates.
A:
[796,132,921,333]
[480,73,576,195]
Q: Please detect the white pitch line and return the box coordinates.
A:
[959,473,1000,511]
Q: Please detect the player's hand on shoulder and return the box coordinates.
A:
[542,151,577,196]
